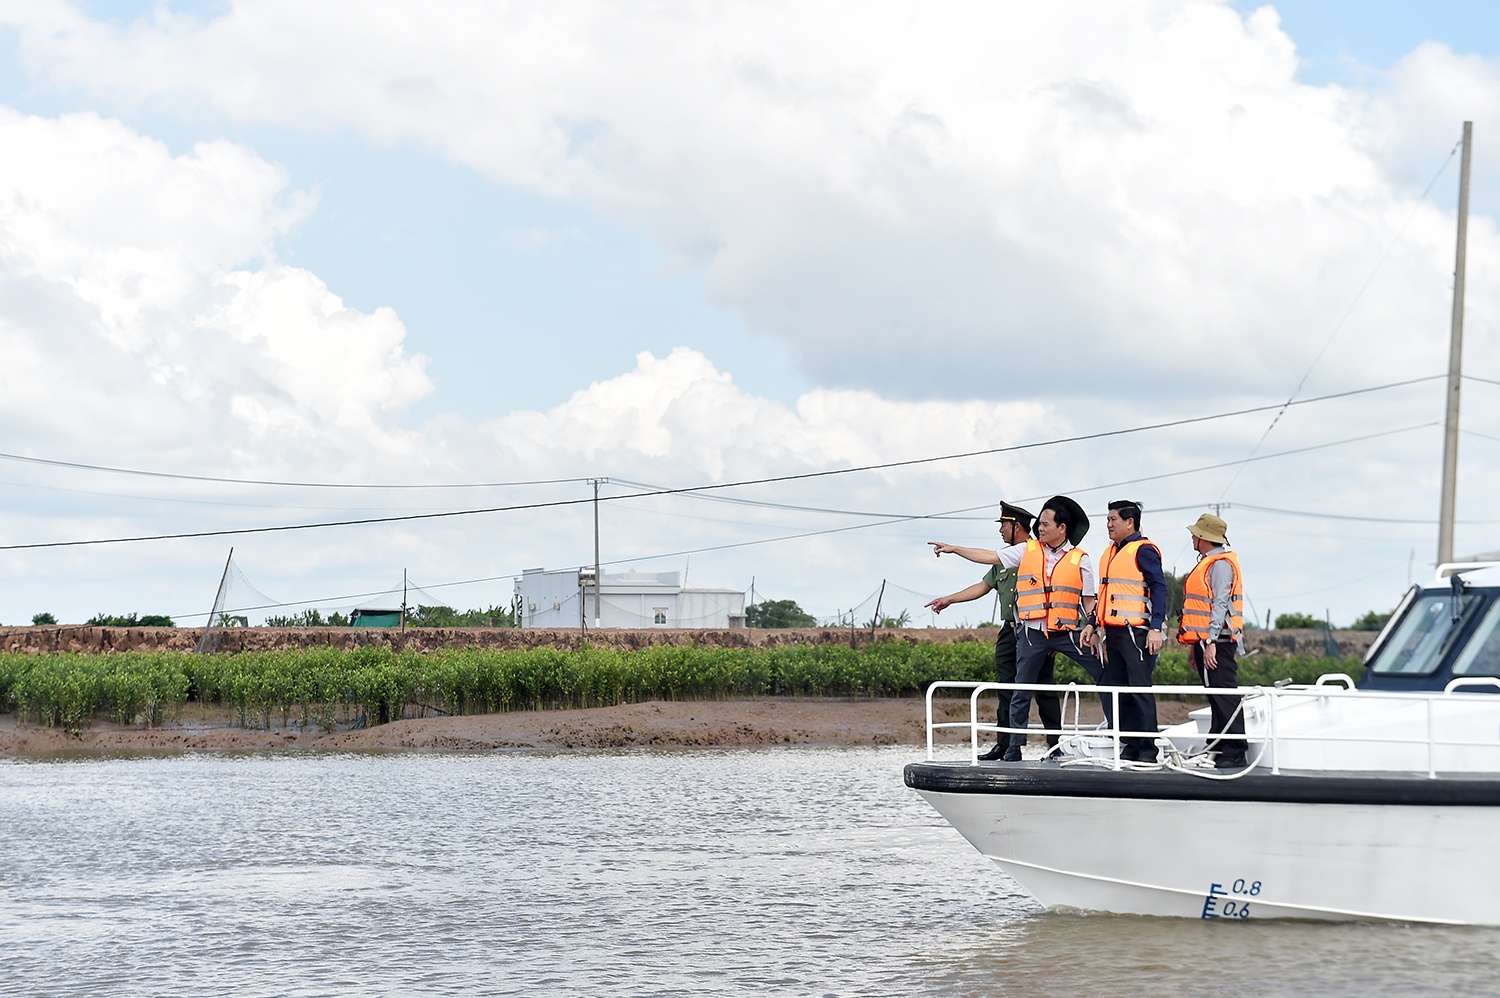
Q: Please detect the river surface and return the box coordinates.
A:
[2,747,1497,997]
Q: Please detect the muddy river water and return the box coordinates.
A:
[2,747,1496,996]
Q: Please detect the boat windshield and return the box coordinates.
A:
[1366,592,1482,675]
[1451,598,1500,676]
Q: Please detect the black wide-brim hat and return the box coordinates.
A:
[1046,494,1090,546]
[994,501,1035,532]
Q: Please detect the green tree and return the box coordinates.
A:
[1163,570,1186,631]
[1350,609,1393,632]
[265,609,326,627]
[31,612,56,625]
[1275,612,1324,630]
[85,613,175,627]
[747,599,816,628]
[407,604,518,627]
[865,609,912,628]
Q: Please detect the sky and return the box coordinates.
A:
[2,0,1500,630]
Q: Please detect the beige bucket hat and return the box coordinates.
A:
[1186,513,1229,545]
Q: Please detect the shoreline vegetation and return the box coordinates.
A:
[0,640,1366,755]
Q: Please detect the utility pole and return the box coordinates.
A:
[588,478,607,627]
[401,569,408,635]
[1438,121,1473,566]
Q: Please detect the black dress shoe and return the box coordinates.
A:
[1214,755,1248,770]
[976,743,1006,761]
[1001,747,1023,762]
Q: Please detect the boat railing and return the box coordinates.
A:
[922,679,1500,778]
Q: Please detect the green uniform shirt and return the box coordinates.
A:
[982,564,1018,620]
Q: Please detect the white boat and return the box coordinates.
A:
[905,565,1500,924]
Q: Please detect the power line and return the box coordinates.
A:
[0,450,593,490]
[1011,423,1435,508]
[1214,136,1463,502]
[180,426,1435,619]
[0,476,482,512]
[608,477,941,520]
[0,374,1443,552]
[1226,502,1500,525]
[175,513,952,620]
[1255,557,1410,601]
[167,426,1449,621]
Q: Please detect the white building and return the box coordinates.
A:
[517,568,746,629]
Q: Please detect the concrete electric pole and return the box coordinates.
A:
[1437,121,1472,567]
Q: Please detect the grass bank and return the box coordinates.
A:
[0,643,1366,732]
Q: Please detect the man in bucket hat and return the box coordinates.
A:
[1178,512,1248,769]
[927,501,1062,760]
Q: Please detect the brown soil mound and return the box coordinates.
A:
[0,696,1201,756]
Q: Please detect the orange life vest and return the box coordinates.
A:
[1098,538,1160,627]
[1179,550,1244,644]
[1015,539,1087,631]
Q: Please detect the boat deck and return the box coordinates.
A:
[904,759,1500,806]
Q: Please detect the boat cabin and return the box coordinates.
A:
[1360,563,1500,692]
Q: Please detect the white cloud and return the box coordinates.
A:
[0,106,432,468]
[3,2,1500,626]
[6,0,1498,402]
[486,345,1049,485]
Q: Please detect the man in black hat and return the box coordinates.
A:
[927,502,1062,760]
[990,495,1109,761]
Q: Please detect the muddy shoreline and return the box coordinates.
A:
[0,696,1204,757]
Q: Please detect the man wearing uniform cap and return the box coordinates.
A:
[1179,512,1248,769]
[927,502,1062,761]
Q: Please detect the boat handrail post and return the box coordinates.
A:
[1111,689,1122,771]
[1427,697,1437,780]
[969,685,986,765]
[925,681,941,761]
[1269,687,1281,776]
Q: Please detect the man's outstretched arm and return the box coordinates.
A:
[926,582,994,613]
[928,542,1001,565]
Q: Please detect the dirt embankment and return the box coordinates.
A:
[0,696,1199,756]
[0,625,1376,657]
[0,698,1040,755]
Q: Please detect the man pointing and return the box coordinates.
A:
[927,501,1062,760]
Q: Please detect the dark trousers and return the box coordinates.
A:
[1011,627,1108,749]
[1192,641,1245,759]
[994,625,1060,748]
[1102,626,1159,758]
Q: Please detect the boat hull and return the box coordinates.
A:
[907,762,1500,925]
